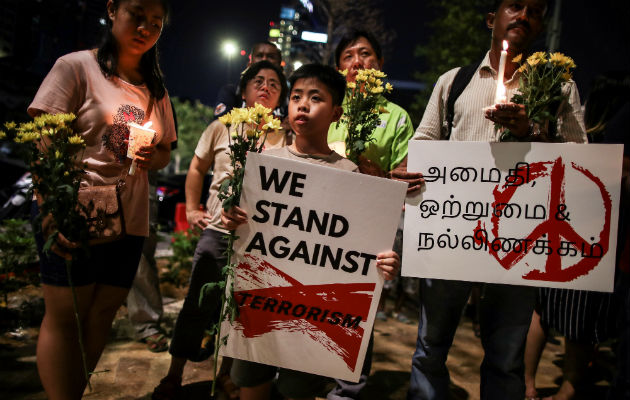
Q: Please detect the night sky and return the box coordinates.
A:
[158,0,629,111]
[158,0,429,107]
[159,1,284,105]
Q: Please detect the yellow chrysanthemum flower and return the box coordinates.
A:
[245,129,258,138]
[512,54,523,63]
[19,122,36,132]
[564,57,576,70]
[231,108,249,126]
[340,69,348,77]
[218,113,233,127]
[35,118,46,128]
[370,86,384,94]
[41,127,56,137]
[0,131,6,140]
[562,72,572,81]
[261,113,281,131]
[16,131,39,143]
[368,69,386,78]
[4,121,16,130]
[347,82,357,89]
[549,52,564,65]
[385,83,393,92]
[526,55,541,67]
[533,51,547,61]
[240,108,255,124]
[252,102,272,120]
[68,135,85,145]
[59,113,76,123]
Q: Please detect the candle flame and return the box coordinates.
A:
[502,40,508,51]
[143,121,153,129]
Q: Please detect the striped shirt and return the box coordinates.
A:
[413,52,587,143]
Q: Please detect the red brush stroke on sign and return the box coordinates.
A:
[474,158,612,282]
[231,254,375,372]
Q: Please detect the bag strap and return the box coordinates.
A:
[445,61,481,140]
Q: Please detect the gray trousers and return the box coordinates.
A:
[127,225,163,340]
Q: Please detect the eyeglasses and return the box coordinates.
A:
[252,76,281,93]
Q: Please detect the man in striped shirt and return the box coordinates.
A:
[400,1,587,399]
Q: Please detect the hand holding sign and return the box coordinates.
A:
[403,141,623,292]
[221,152,407,382]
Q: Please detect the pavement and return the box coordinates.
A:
[1,292,588,400]
[0,241,616,400]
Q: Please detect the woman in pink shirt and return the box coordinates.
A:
[28,1,175,398]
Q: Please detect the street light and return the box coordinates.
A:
[222,40,238,80]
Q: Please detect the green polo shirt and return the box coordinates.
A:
[328,97,414,172]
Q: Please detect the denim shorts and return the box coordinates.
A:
[32,201,144,288]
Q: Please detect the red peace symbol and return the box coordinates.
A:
[473,157,613,282]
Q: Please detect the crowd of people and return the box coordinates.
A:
[25,0,628,399]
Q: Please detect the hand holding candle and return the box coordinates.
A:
[494,40,509,104]
[127,121,156,175]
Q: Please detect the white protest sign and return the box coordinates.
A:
[220,152,407,382]
[403,141,623,292]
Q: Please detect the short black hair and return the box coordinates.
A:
[492,0,549,13]
[250,41,282,58]
[239,60,288,107]
[289,64,347,106]
[334,30,382,68]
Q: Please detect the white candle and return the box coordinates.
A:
[495,40,508,104]
[127,122,156,175]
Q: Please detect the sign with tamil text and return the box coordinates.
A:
[220,152,407,381]
[403,141,623,292]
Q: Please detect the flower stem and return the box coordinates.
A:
[65,259,92,392]
[210,230,236,396]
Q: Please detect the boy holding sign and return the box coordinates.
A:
[222,64,400,400]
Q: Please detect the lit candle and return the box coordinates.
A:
[127,121,156,175]
[495,40,508,104]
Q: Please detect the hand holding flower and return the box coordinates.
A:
[221,205,248,231]
[358,155,386,177]
[41,206,80,260]
[485,103,529,137]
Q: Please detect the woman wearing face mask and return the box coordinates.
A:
[28,1,175,398]
[152,60,288,400]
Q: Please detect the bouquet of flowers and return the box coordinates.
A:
[500,51,576,142]
[0,113,94,387]
[1,114,88,247]
[199,103,281,395]
[337,68,393,164]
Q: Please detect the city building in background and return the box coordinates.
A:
[268,0,328,75]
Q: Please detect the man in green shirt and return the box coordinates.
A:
[328,30,414,177]
[326,30,414,400]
